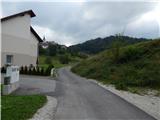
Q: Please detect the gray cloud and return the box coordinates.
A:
[2,1,160,46]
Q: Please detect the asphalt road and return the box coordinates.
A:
[13,75,56,95]
[54,67,156,120]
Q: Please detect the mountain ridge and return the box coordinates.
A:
[68,35,150,54]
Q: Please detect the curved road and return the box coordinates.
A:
[53,67,156,120]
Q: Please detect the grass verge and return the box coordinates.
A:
[1,95,47,120]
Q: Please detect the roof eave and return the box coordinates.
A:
[1,10,36,22]
[30,26,43,43]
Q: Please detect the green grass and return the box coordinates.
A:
[39,55,66,69]
[1,95,47,120]
[39,55,83,69]
[72,39,160,93]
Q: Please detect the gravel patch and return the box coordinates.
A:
[89,79,160,120]
[29,96,57,120]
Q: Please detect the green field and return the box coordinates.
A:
[1,95,47,120]
[39,55,83,69]
[72,39,160,94]
[39,55,66,69]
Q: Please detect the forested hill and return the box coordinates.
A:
[68,35,149,54]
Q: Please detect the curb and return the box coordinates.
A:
[29,96,57,120]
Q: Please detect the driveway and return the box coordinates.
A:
[53,67,156,120]
[13,75,56,95]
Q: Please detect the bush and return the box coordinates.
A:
[20,66,24,74]
[1,67,6,73]
[59,54,70,64]
[24,66,28,74]
[45,56,52,64]
[36,67,41,75]
[118,47,143,63]
[77,53,88,59]
[40,67,44,76]
[45,65,54,76]
[20,65,55,76]
[28,67,32,75]
[32,67,37,75]
[111,35,124,62]
[115,82,128,90]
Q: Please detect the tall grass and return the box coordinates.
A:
[72,39,160,90]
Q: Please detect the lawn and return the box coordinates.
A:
[1,95,47,120]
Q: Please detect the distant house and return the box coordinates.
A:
[1,10,43,67]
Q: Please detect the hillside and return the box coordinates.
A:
[39,41,67,56]
[72,39,160,91]
[38,42,86,69]
[68,35,149,54]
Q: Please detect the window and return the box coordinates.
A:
[6,55,13,64]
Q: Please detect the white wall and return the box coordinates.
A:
[2,34,30,55]
[0,19,2,67]
[2,14,30,39]
[1,14,39,67]
[30,31,39,57]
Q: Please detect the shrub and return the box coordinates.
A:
[118,47,143,63]
[40,67,44,76]
[111,34,124,62]
[36,67,41,75]
[45,56,52,64]
[32,67,37,75]
[1,67,6,73]
[19,66,48,76]
[115,82,128,90]
[20,66,24,74]
[45,65,54,76]
[24,66,28,74]
[59,54,70,64]
[29,64,34,68]
[77,52,88,59]
[137,67,160,88]
[28,67,32,75]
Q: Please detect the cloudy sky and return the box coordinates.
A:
[1,0,160,46]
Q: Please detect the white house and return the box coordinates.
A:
[1,10,43,67]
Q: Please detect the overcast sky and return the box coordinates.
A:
[1,0,160,46]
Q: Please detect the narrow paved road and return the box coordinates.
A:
[54,67,156,120]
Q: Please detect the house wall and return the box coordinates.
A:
[0,20,2,67]
[2,14,31,39]
[30,31,39,57]
[1,52,37,67]
[1,14,39,67]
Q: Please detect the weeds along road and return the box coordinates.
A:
[53,67,156,120]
